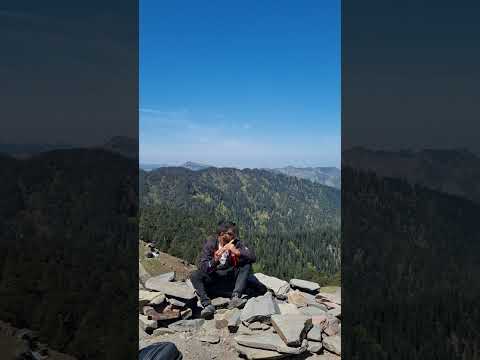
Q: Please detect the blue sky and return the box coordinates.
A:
[140,1,340,168]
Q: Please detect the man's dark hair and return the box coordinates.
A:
[216,220,237,236]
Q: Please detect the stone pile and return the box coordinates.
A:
[139,269,341,359]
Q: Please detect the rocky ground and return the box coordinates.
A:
[140,241,341,359]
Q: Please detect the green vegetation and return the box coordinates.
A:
[140,167,341,285]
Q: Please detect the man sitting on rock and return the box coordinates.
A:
[190,220,256,319]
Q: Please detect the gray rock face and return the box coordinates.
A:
[327,307,341,319]
[323,335,341,355]
[270,314,312,347]
[324,316,340,336]
[235,333,307,355]
[249,321,269,330]
[254,273,290,298]
[168,319,205,332]
[289,279,320,293]
[139,290,163,307]
[306,324,322,342]
[149,294,166,306]
[145,278,196,300]
[235,343,288,359]
[240,292,280,324]
[166,297,187,308]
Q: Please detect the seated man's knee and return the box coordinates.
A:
[190,269,204,282]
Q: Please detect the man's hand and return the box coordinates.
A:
[223,243,240,256]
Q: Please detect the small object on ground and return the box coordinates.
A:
[198,335,220,344]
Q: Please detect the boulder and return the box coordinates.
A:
[139,324,149,340]
[156,271,176,282]
[198,335,220,344]
[289,279,320,293]
[149,294,166,306]
[139,290,163,307]
[327,307,341,319]
[168,319,205,332]
[235,343,288,359]
[324,316,340,336]
[240,292,280,324]
[145,279,196,300]
[271,314,312,347]
[323,335,341,355]
[254,273,290,299]
[311,314,328,328]
[306,324,322,342]
[166,297,188,308]
[307,341,323,353]
[278,303,302,315]
[287,290,309,307]
[139,262,151,284]
[139,315,157,332]
[235,333,307,355]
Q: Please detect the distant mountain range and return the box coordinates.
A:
[343,147,480,204]
[140,162,341,188]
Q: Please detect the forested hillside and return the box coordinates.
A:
[140,167,341,284]
[0,149,138,359]
[343,167,480,359]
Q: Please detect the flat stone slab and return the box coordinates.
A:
[254,273,290,298]
[323,335,341,355]
[289,279,320,293]
[152,327,175,336]
[300,305,327,317]
[324,316,340,336]
[211,297,230,308]
[166,297,187,308]
[307,341,323,353]
[228,308,241,332]
[249,321,270,330]
[198,335,220,344]
[327,307,341,319]
[287,290,309,307]
[306,324,322,342]
[143,307,180,321]
[271,314,312,347]
[145,279,196,300]
[235,343,288,359]
[278,303,302,315]
[168,319,205,332]
[235,333,307,355]
[240,292,280,324]
[139,290,164,307]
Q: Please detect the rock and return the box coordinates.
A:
[215,318,229,329]
[316,289,341,305]
[235,333,307,355]
[139,315,157,332]
[324,316,340,336]
[287,290,309,307]
[278,303,302,315]
[289,279,320,293]
[152,327,175,336]
[311,314,328,328]
[156,271,176,282]
[198,335,220,344]
[300,306,327,317]
[235,343,288,359]
[180,308,192,319]
[240,292,280,324]
[143,306,180,321]
[185,278,195,291]
[167,297,188,308]
[254,273,290,299]
[145,279,196,300]
[323,335,341,355]
[327,307,341,319]
[307,341,323,353]
[139,324,149,340]
[237,323,255,335]
[168,319,205,332]
[139,290,163,307]
[306,324,322,342]
[150,294,166,306]
[228,308,241,332]
[271,314,312,347]
[211,297,230,308]
[249,321,265,330]
[139,282,145,290]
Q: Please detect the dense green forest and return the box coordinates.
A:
[0,150,138,359]
[140,167,341,285]
[342,167,480,360]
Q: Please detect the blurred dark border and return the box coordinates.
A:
[0,1,138,359]
[343,0,480,359]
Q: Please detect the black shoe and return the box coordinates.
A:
[228,294,247,309]
[200,304,215,319]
